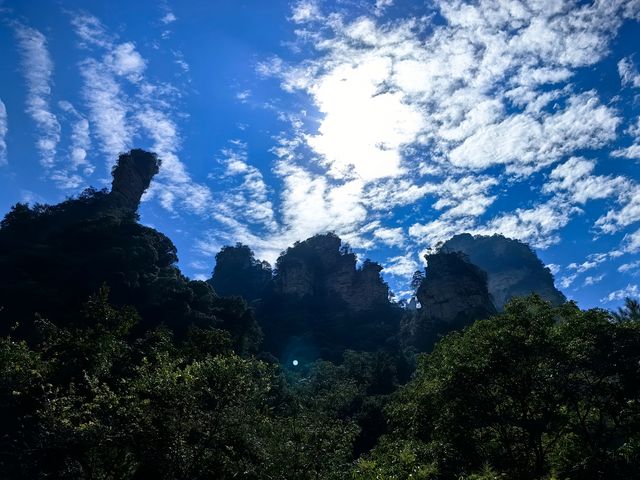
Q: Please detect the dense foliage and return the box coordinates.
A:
[0,288,365,478]
[357,296,640,479]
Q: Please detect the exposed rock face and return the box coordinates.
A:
[210,233,403,360]
[400,250,496,352]
[273,233,390,312]
[108,149,160,212]
[441,233,565,310]
[417,251,497,327]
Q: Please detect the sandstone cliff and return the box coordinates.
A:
[441,233,565,310]
[273,233,390,312]
[416,251,497,326]
[108,149,160,212]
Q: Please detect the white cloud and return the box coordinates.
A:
[58,100,93,172]
[305,55,426,181]
[46,100,93,190]
[373,227,405,247]
[80,58,132,158]
[544,157,629,204]
[612,144,640,159]
[214,142,277,229]
[476,199,580,249]
[0,99,7,165]
[374,0,394,16]
[14,24,61,168]
[448,94,619,173]
[161,12,177,25]
[602,284,640,303]
[596,184,640,233]
[70,12,111,48]
[136,108,212,214]
[431,176,498,218]
[383,253,419,278]
[105,42,147,82]
[546,263,560,275]
[560,274,578,289]
[619,260,640,274]
[618,56,640,88]
[622,228,640,253]
[364,178,430,210]
[409,216,476,247]
[291,0,322,23]
[584,273,605,287]
[613,117,640,160]
[236,90,251,103]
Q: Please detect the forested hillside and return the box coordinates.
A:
[1,150,639,479]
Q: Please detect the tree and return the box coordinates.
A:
[368,296,640,479]
[612,297,640,322]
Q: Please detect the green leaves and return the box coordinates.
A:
[374,295,640,479]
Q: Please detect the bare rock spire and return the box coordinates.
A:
[109,149,160,212]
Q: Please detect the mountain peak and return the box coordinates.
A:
[109,149,160,212]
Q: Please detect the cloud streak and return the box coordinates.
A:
[0,99,7,165]
[70,12,212,212]
[14,24,61,168]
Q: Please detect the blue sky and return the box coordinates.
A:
[1,0,639,308]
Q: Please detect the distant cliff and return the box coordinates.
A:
[441,233,565,310]
[402,233,564,352]
[273,233,390,312]
[211,233,401,361]
[402,250,496,351]
[417,251,497,327]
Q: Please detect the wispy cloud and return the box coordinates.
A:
[105,42,147,83]
[602,284,639,303]
[0,99,7,165]
[70,12,212,212]
[619,260,640,274]
[584,273,606,287]
[70,11,111,48]
[373,227,405,247]
[14,24,61,168]
[53,100,94,189]
[247,0,635,265]
[290,0,322,24]
[161,11,177,25]
[618,56,640,88]
[596,184,640,233]
[383,253,419,278]
[80,58,132,158]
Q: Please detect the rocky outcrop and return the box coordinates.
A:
[400,250,496,352]
[273,233,390,312]
[417,251,497,327]
[108,149,160,212]
[210,233,403,360]
[441,233,565,310]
